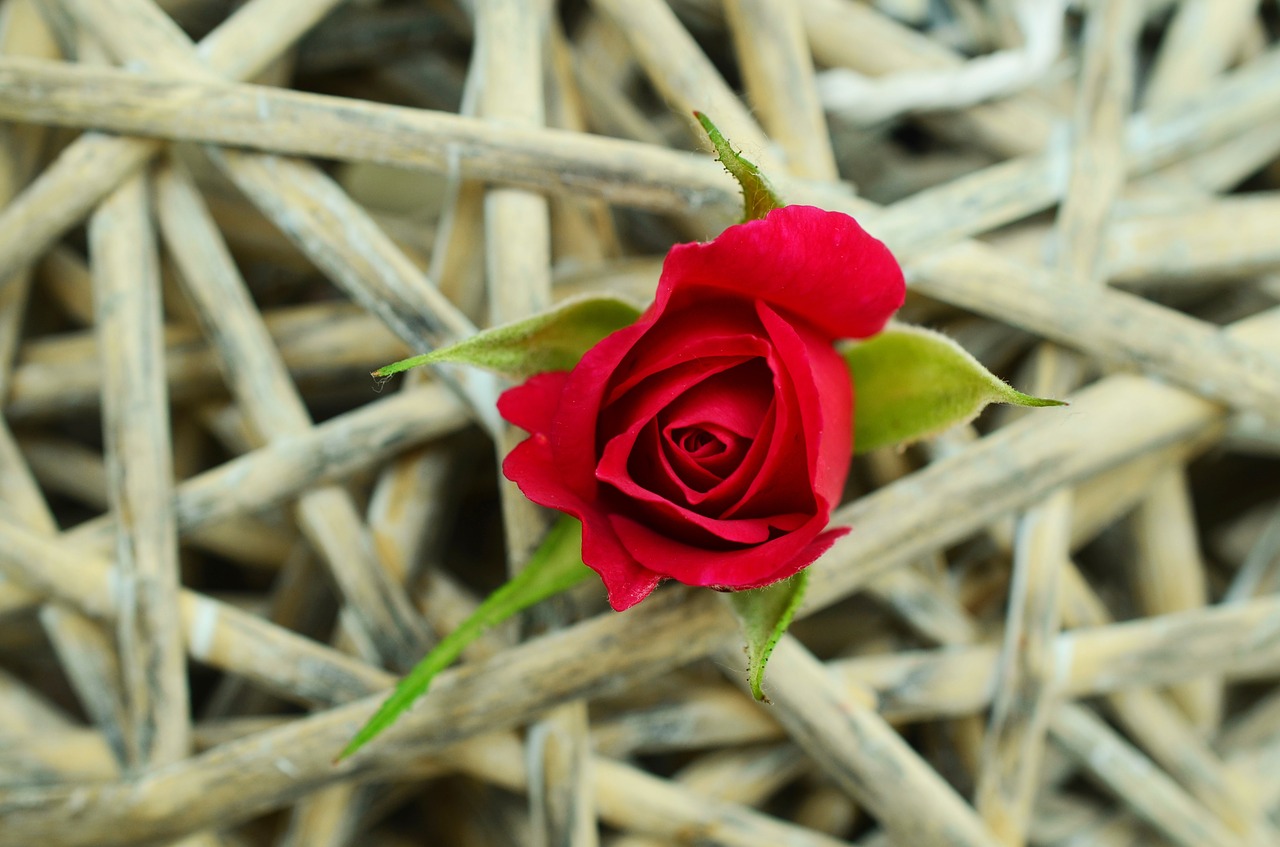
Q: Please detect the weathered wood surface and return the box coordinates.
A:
[1,0,1280,844]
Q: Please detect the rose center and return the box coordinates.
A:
[663,423,750,483]
[674,427,722,457]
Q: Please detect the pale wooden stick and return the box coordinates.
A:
[1224,506,1280,604]
[153,158,432,670]
[62,0,498,429]
[89,171,190,769]
[205,147,500,432]
[599,755,842,847]
[848,450,1270,843]
[1057,552,1274,844]
[864,563,980,645]
[544,16,620,267]
[905,241,1280,425]
[450,732,852,847]
[975,489,1071,845]
[867,48,1280,255]
[366,63,489,652]
[610,745,810,847]
[0,666,119,784]
[18,433,296,569]
[1049,703,1247,847]
[0,725,119,785]
[833,643,1000,722]
[1059,591,1280,695]
[1129,467,1221,731]
[974,11,1127,836]
[1108,687,1267,841]
[0,516,393,706]
[724,0,838,180]
[473,4,594,843]
[674,743,808,806]
[553,257,662,303]
[1105,194,1280,285]
[591,683,780,755]
[1146,120,1280,196]
[1054,0,1140,289]
[6,48,1275,265]
[33,246,92,325]
[792,782,859,839]
[797,0,1054,157]
[365,444,457,593]
[0,19,140,763]
[6,301,407,422]
[725,634,1003,847]
[7,61,1279,424]
[278,783,363,847]
[0,577,38,616]
[842,449,980,645]
[831,589,1280,722]
[200,183,439,277]
[526,704,597,847]
[37,605,128,766]
[1070,438,1210,550]
[0,0,348,285]
[477,0,554,568]
[537,2,1280,427]
[1143,0,1262,109]
[0,588,739,846]
[588,0,777,169]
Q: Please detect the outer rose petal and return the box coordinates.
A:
[500,374,662,611]
[610,510,834,588]
[497,371,570,436]
[728,527,850,590]
[655,206,905,341]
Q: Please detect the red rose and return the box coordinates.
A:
[499,205,905,610]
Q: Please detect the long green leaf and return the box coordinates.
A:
[843,324,1065,454]
[728,571,809,702]
[373,294,643,381]
[337,517,593,761]
[695,112,783,222]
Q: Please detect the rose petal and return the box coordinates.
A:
[723,526,851,590]
[645,418,721,498]
[599,356,752,446]
[605,303,769,406]
[550,319,656,500]
[599,426,780,546]
[609,510,835,588]
[502,423,661,611]
[691,339,810,518]
[723,302,850,521]
[662,422,749,481]
[659,358,773,439]
[498,371,570,436]
[655,206,905,341]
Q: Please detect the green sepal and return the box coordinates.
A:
[372,294,643,381]
[337,517,593,761]
[727,570,808,702]
[695,112,783,222]
[843,324,1066,454]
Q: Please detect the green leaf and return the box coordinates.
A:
[337,517,593,761]
[695,111,783,222]
[843,324,1066,454]
[372,294,643,381]
[728,571,809,702]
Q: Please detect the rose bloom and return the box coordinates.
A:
[500,205,905,610]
